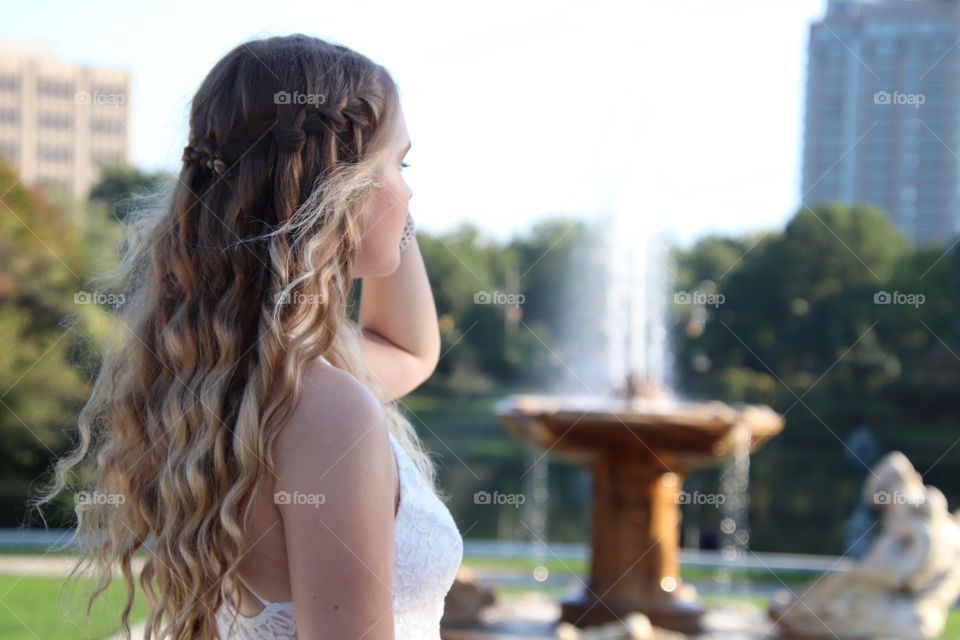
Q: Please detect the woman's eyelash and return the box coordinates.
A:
[400,162,410,169]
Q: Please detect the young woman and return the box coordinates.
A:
[33,34,463,640]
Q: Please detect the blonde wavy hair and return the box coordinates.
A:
[30,33,441,640]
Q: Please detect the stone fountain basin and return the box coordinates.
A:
[495,395,784,469]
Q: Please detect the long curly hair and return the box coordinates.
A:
[30,33,441,640]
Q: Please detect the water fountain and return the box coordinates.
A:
[492,181,785,633]
[495,390,782,633]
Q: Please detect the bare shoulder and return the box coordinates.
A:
[273,357,390,472]
[271,357,397,637]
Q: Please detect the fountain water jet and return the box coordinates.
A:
[715,420,753,602]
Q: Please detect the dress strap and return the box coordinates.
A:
[236,576,272,606]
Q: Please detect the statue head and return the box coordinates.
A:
[864,451,926,512]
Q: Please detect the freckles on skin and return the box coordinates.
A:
[371,165,410,241]
[355,175,407,276]
[364,183,401,240]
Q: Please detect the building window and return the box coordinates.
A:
[37,112,73,131]
[0,107,19,125]
[40,145,73,163]
[90,118,125,135]
[37,78,75,99]
[0,139,18,160]
[0,75,20,93]
[89,84,126,103]
[91,149,125,167]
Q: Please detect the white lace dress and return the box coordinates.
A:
[215,428,464,639]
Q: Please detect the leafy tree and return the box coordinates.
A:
[0,159,120,525]
[89,163,173,222]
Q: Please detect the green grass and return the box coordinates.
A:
[698,593,770,610]
[679,564,826,586]
[496,584,569,598]
[463,554,816,586]
[943,613,960,640]
[0,574,147,640]
[464,554,588,574]
[0,547,82,555]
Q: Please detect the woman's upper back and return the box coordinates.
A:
[216,356,463,639]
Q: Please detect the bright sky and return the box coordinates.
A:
[5,0,825,247]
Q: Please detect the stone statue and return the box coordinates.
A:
[769,451,960,639]
[441,567,496,628]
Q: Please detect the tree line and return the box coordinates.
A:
[3,161,957,553]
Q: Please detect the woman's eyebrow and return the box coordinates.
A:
[402,142,411,154]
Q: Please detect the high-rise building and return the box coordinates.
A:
[802,0,960,245]
[0,41,130,201]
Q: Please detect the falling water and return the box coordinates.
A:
[716,420,753,601]
[523,441,550,583]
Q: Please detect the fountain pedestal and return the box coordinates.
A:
[496,395,784,634]
[562,452,702,631]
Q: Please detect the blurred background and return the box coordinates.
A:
[2,0,960,637]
